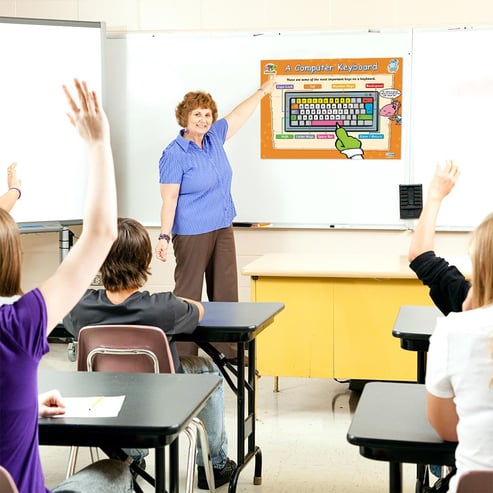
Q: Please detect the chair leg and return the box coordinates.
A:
[89,447,100,463]
[183,425,198,493]
[66,446,99,479]
[192,417,216,493]
[66,446,79,478]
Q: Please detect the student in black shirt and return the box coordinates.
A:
[408,160,471,314]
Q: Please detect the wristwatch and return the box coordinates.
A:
[158,233,171,243]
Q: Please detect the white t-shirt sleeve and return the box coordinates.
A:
[425,318,455,398]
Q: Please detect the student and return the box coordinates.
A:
[0,80,131,493]
[425,211,493,493]
[408,160,471,314]
[0,162,22,211]
[63,217,236,490]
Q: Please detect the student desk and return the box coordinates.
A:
[38,370,220,493]
[347,382,456,493]
[241,253,434,381]
[392,305,443,383]
[176,301,285,492]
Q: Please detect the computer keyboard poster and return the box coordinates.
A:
[260,57,403,160]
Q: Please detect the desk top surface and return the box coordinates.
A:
[177,301,285,343]
[38,370,220,448]
[392,305,443,341]
[347,382,456,465]
[241,253,471,280]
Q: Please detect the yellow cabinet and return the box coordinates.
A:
[332,278,431,381]
[245,254,436,382]
[253,277,334,378]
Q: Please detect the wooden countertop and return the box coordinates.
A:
[241,253,471,279]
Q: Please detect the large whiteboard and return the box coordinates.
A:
[0,17,103,226]
[411,27,493,230]
[105,30,413,228]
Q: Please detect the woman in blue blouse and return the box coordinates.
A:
[156,78,276,358]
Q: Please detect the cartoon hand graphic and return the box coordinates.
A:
[335,124,364,159]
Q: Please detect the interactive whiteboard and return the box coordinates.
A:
[411,27,493,230]
[0,17,103,226]
[105,30,412,228]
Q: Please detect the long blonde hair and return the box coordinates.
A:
[470,212,493,309]
[0,208,22,296]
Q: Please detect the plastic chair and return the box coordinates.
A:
[68,324,215,493]
[0,466,19,493]
[456,470,493,493]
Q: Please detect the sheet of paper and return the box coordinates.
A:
[53,395,126,418]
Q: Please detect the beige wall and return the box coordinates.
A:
[2,0,493,32]
[4,0,485,300]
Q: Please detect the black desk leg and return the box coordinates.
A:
[389,461,402,493]
[197,340,262,493]
[169,440,179,493]
[415,464,427,493]
[155,447,166,493]
[417,351,427,384]
[248,339,262,486]
[416,352,427,490]
[228,339,262,493]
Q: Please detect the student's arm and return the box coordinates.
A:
[224,76,277,140]
[408,160,460,262]
[39,80,117,332]
[156,183,180,262]
[0,163,21,212]
[179,296,204,321]
[426,391,459,442]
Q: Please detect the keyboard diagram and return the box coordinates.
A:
[284,91,379,133]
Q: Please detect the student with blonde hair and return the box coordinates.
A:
[426,211,493,493]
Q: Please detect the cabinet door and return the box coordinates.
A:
[333,278,432,381]
[253,277,334,378]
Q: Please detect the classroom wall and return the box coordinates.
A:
[5,0,487,301]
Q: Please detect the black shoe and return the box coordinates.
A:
[130,458,146,478]
[197,458,237,489]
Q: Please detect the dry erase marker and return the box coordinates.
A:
[252,223,271,227]
[88,396,104,411]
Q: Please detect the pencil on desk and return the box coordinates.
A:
[88,396,104,411]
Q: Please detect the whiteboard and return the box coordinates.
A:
[411,27,493,230]
[0,17,103,226]
[105,30,413,228]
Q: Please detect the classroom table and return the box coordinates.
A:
[392,305,443,384]
[176,301,285,493]
[347,382,456,493]
[38,370,220,493]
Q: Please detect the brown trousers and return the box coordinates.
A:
[172,226,239,359]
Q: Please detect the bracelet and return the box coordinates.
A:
[158,233,171,243]
[257,87,267,96]
[8,187,21,199]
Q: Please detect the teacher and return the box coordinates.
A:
[156,77,276,359]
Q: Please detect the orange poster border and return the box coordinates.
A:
[260,57,403,160]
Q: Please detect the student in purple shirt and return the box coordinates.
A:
[155,77,276,359]
[0,80,131,493]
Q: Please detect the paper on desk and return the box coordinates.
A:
[53,395,126,418]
